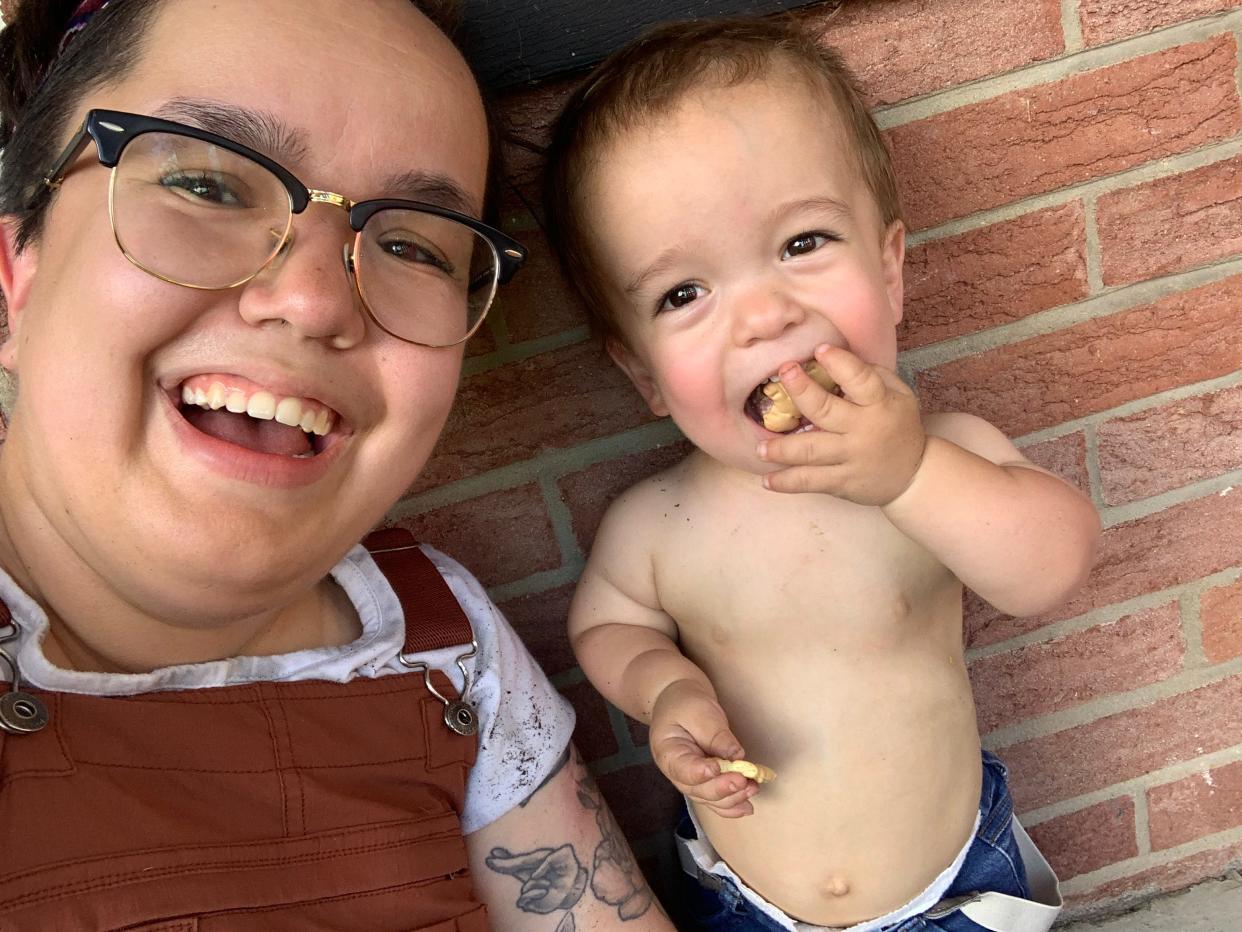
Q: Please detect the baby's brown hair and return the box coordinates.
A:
[543,15,902,344]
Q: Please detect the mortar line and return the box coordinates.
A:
[1061,0,1084,53]
[1060,824,1242,898]
[537,471,586,570]
[1082,193,1104,295]
[1082,422,1104,512]
[1099,469,1242,528]
[982,652,1242,748]
[905,135,1242,247]
[1012,370,1242,446]
[487,564,583,604]
[874,10,1242,129]
[898,253,1242,372]
[1133,787,1152,857]
[1020,743,1242,826]
[1179,584,1209,672]
[462,325,591,378]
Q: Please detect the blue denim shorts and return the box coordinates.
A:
[675,751,1032,932]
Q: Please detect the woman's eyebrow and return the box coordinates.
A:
[153,97,310,163]
[380,170,480,217]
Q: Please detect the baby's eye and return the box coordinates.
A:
[782,232,838,259]
[658,282,706,312]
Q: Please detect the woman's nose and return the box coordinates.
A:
[731,283,807,347]
[236,211,367,350]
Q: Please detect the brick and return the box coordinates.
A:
[969,603,1183,733]
[394,485,558,588]
[561,680,620,763]
[801,0,1064,108]
[1148,759,1242,850]
[415,340,657,491]
[1018,432,1091,494]
[557,439,694,552]
[1026,797,1138,881]
[900,204,1088,350]
[495,228,588,344]
[889,37,1242,230]
[998,672,1242,811]
[1203,578,1242,664]
[1098,153,1242,287]
[495,78,578,195]
[1097,384,1242,505]
[1063,839,1242,910]
[498,583,578,677]
[596,761,683,843]
[917,275,1242,438]
[968,489,1242,647]
[1079,0,1242,47]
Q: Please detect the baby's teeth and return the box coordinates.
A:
[225,390,247,414]
[312,410,332,436]
[246,391,276,420]
[275,397,303,427]
[299,409,317,433]
[207,382,227,410]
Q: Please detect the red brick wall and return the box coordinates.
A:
[393,0,1242,920]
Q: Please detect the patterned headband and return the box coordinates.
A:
[55,0,113,57]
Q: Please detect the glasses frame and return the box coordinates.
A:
[37,108,528,348]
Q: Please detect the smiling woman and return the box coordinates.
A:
[0,2,671,930]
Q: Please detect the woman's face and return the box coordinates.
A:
[0,0,488,621]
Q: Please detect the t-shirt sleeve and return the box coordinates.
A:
[419,546,576,835]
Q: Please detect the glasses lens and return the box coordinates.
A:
[110,132,291,288]
[354,208,499,347]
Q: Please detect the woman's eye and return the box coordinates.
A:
[782,232,836,259]
[658,282,705,312]
[381,235,454,275]
[161,172,242,206]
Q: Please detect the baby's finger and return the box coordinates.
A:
[775,361,848,431]
[763,463,847,496]
[708,799,756,819]
[658,739,724,788]
[815,345,886,407]
[758,429,846,468]
[687,772,755,804]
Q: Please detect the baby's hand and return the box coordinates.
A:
[758,344,926,505]
[649,680,760,819]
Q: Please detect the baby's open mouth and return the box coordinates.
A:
[744,360,841,433]
[176,375,341,458]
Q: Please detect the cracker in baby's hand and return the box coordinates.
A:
[713,758,777,784]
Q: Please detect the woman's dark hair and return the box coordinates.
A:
[0,0,467,251]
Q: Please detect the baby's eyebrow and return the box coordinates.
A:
[624,248,687,298]
[766,195,854,226]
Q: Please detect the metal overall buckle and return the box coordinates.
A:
[0,622,49,735]
[398,641,480,737]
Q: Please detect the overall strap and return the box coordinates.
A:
[362,528,474,654]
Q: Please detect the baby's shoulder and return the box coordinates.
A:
[596,457,698,538]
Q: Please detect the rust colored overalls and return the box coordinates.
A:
[0,530,488,931]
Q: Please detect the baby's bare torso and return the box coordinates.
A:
[650,453,981,925]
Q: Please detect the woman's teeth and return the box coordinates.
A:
[179,381,335,437]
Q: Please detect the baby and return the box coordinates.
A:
[544,16,1100,932]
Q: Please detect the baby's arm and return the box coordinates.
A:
[879,412,1099,616]
[759,345,1098,616]
[570,492,761,818]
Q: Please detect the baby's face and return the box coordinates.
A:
[587,76,905,475]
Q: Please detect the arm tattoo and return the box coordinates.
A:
[485,748,657,924]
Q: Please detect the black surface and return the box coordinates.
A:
[458,0,829,91]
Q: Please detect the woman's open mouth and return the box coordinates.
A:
[174,374,344,459]
[743,360,841,433]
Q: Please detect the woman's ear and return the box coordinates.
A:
[881,219,906,326]
[0,220,39,372]
[606,336,668,417]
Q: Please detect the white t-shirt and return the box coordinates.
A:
[0,543,576,835]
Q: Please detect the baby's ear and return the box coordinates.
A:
[0,219,39,372]
[881,219,906,326]
[606,336,668,417]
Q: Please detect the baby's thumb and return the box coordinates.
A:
[702,726,744,762]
